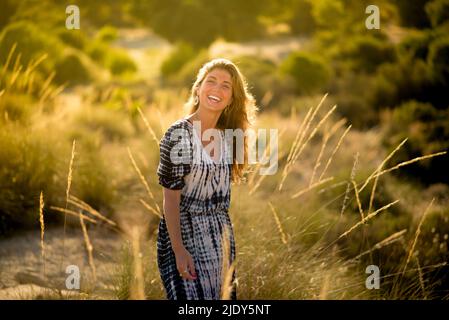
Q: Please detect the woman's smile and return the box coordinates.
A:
[198,68,233,111]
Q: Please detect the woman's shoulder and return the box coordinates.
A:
[166,117,192,133]
[160,118,193,145]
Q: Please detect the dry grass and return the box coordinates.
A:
[60,140,76,271]
[68,195,117,228]
[39,191,45,277]
[127,146,161,216]
[402,198,435,277]
[268,202,289,245]
[337,200,400,241]
[129,227,146,300]
[3,41,448,300]
[137,106,159,146]
[79,213,97,283]
[350,229,407,261]
[220,224,236,300]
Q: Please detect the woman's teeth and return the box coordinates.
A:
[208,95,221,102]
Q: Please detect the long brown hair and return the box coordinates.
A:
[185,58,257,183]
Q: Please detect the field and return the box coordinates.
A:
[1,0,448,300]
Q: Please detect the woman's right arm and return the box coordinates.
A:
[162,187,197,281]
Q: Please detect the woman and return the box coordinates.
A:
[156,58,257,300]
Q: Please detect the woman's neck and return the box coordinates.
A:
[189,107,222,133]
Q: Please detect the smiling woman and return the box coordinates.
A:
[156,58,257,300]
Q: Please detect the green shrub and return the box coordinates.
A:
[0,93,34,124]
[161,42,196,78]
[339,36,397,73]
[0,0,18,29]
[87,41,109,65]
[96,25,118,43]
[399,30,433,61]
[87,40,136,76]
[69,138,117,216]
[372,55,432,109]
[280,51,330,94]
[234,55,295,110]
[332,72,379,128]
[287,0,316,35]
[172,49,210,86]
[0,21,63,73]
[107,50,137,75]
[72,106,134,142]
[56,28,86,50]
[382,100,449,185]
[310,0,344,29]
[54,52,92,85]
[425,0,449,27]
[428,36,449,85]
[0,125,62,236]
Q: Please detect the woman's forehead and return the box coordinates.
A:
[206,68,233,82]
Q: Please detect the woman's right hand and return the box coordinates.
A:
[174,246,197,281]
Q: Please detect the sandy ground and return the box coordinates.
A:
[0,226,124,299]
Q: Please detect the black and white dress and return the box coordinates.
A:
[156,118,237,300]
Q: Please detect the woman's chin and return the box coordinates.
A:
[203,103,226,113]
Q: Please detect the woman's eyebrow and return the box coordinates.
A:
[207,75,232,85]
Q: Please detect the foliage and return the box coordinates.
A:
[280,51,330,94]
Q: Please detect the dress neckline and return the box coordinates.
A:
[183,118,223,164]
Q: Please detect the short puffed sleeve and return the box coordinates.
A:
[157,120,193,190]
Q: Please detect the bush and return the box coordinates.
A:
[339,36,397,73]
[280,51,331,94]
[54,52,92,85]
[0,93,34,124]
[428,36,449,85]
[172,49,210,86]
[0,21,63,73]
[287,0,316,35]
[56,28,86,50]
[69,137,117,217]
[0,0,18,29]
[161,42,196,78]
[399,30,433,61]
[310,0,344,29]
[416,207,449,293]
[372,54,432,109]
[332,72,379,128]
[96,25,118,43]
[72,106,134,142]
[86,40,136,76]
[234,55,295,110]
[0,125,62,236]
[107,50,137,75]
[87,41,109,65]
[425,0,449,27]
[382,100,449,185]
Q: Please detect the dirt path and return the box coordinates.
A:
[0,226,124,299]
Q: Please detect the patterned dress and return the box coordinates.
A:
[156,118,237,300]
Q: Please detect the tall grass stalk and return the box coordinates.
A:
[127,147,161,215]
[268,202,289,244]
[60,140,76,272]
[39,191,46,277]
[402,198,435,277]
[79,213,97,283]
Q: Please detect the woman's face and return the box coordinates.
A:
[197,68,233,113]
